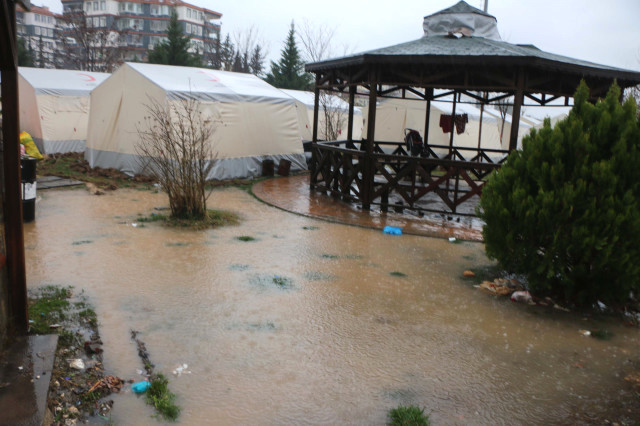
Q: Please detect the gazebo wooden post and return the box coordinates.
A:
[477,92,487,160]
[1,0,29,335]
[310,74,321,188]
[363,66,378,211]
[347,84,355,143]
[424,88,433,148]
[509,68,525,151]
[448,90,457,156]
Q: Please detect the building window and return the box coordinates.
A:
[187,8,191,18]
[93,1,99,11]
[150,5,158,15]
[86,17,92,27]
[161,5,169,15]
[127,2,134,12]
[186,23,191,33]
[100,16,106,27]
[84,2,90,11]
[48,28,54,37]
[35,26,41,35]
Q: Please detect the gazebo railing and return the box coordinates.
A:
[310,140,509,215]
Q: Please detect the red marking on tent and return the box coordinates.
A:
[197,70,219,82]
[77,73,96,82]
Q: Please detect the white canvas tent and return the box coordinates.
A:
[362,97,534,154]
[86,62,306,179]
[18,67,109,154]
[280,89,363,141]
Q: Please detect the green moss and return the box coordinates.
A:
[236,235,256,242]
[28,286,72,334]
[390,271,407,277]
[321,254,339,259]
[388,405,430,426]
[146,373,180,421]
[135,209,239,230]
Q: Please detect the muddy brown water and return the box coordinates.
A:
[24,187,639,425]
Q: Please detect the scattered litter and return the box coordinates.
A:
[448,237,456,242]
[579,329,591,337]
[597,301,607,310]
[463,270,475,278]
[28,320,34,324]
[172,363,191,376]
[136,369,147,376]
[36,375,40,379]
[478,280,513,297]
[132,223,138,228]
[132,380,151,393]
[68,406,79,415]
[49,324,62,329]
[18,366,23,371]
[383,226,402,235]
[553,304,570,312]
[69,359,85,370]
[510,290,533,304]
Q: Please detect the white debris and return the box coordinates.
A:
[579,330,591,337]
[69,359,85,370]
[172,363,191,376]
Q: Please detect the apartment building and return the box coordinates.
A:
[60,0,221,62]
[16,4,58,67]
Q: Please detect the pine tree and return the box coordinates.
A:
[148,10,201,67]
[218,34,234,71]
[265,22,311,90]
[249,45,265,76]
[479,81,640,306]
[17,37,34,67]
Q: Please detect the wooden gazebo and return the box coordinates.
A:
[305,1,640,215]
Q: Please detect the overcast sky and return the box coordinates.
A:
[39,0,640,71]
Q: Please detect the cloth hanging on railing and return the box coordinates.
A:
[439,113,469,134]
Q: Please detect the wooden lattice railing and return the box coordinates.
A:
[310,140,509,215]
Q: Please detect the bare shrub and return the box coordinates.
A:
[136,97,216,219]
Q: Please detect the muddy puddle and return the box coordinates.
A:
[24,186,639,424]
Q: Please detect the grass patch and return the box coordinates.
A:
[229,264,250,271]
[273,276,292,288]
[236,235,257,242]
[71,240,93,246]
[164,242,190,247]
[137,213,167,223]
[135,210,239,230]
[37,153,153,189]
[78,308,98,327]
[303,226,319,230]
[28,285,72,334]
[146,373,180,421]
[591,329,614,340]
[388,405,430,426]
[321,254,339,259]
[390,271,407,278]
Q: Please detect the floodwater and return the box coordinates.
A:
[24,187,639,425]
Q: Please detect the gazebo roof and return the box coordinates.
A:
[306,1,640,94]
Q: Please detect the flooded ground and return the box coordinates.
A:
[24,186,639,425]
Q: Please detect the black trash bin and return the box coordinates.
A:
[21,158,37,222]
[261,159,274,177]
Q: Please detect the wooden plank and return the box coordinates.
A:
[509,68,525,151]
[1,0,28,335]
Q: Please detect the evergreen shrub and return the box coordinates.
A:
[479,81,640,306]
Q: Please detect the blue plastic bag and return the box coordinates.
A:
[132,380,151,393]
[383,226,402,235]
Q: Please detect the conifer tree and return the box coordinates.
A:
[17,37,34,67]
[479,81,640,306]
[148,10,201,67]
[265,22,311,90]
